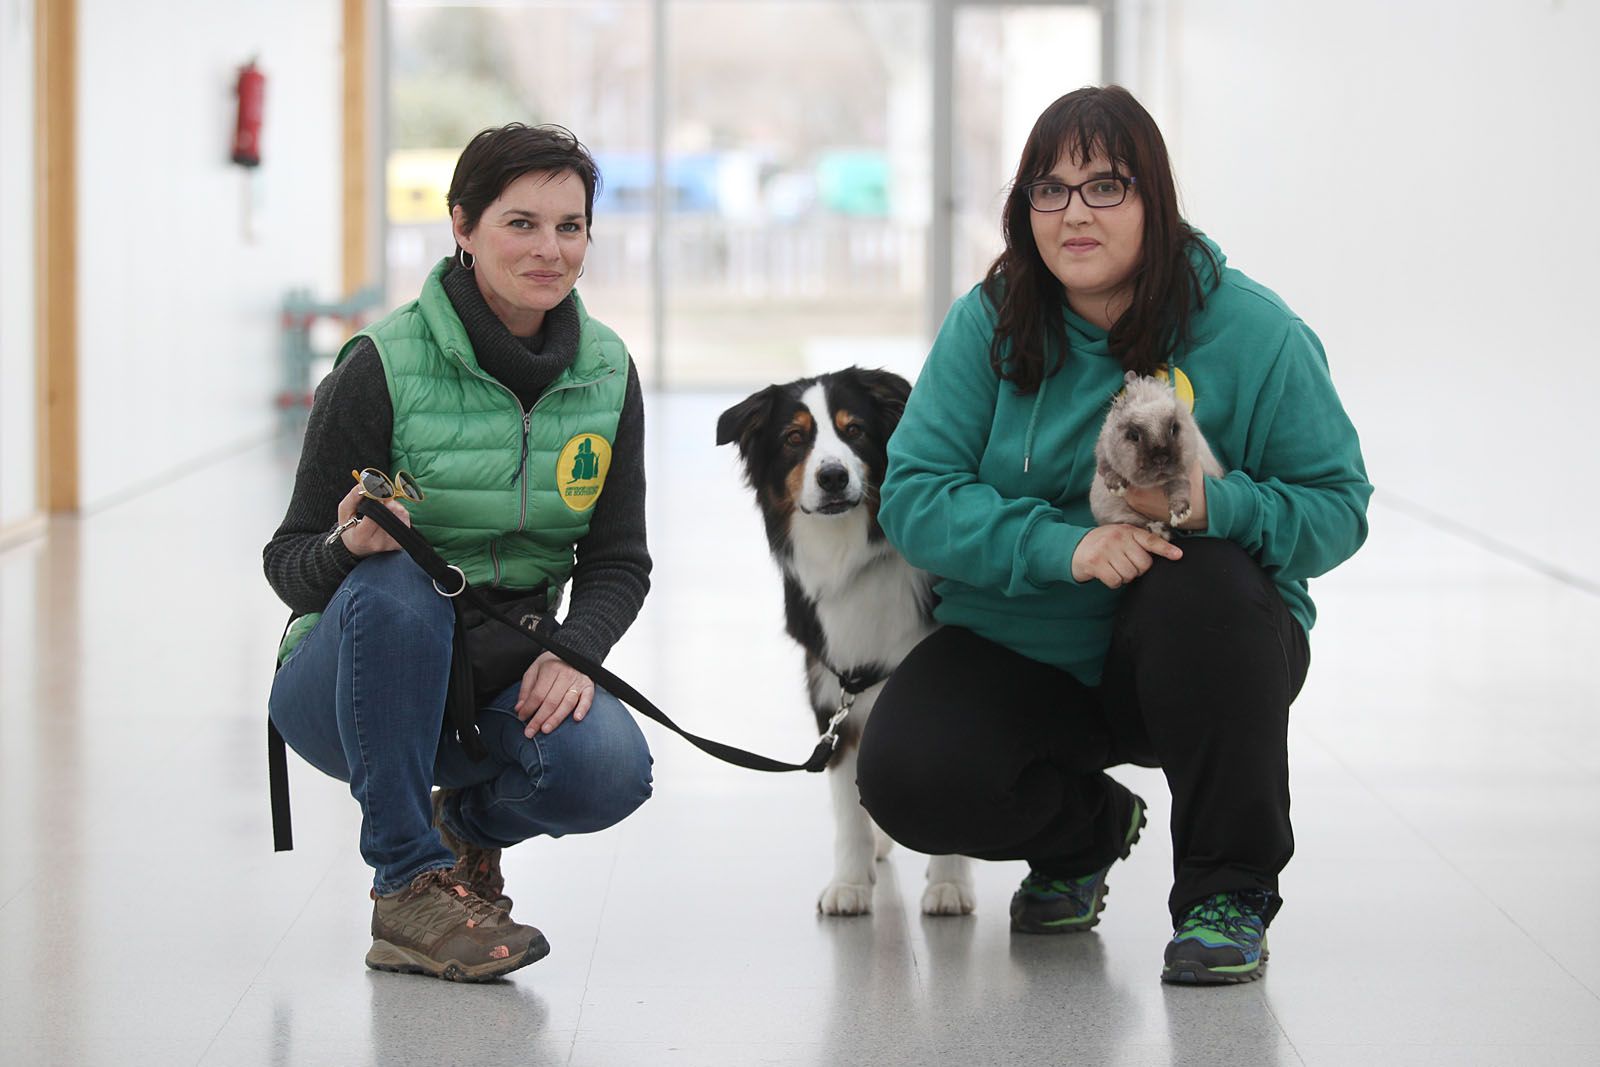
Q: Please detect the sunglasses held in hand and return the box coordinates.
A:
[325,468,424,545]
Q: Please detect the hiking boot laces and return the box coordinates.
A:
[1177,891,1270,944]
[410,868,505,928]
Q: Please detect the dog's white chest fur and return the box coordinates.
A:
[788,508,933,672]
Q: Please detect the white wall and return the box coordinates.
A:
[1128,0,1600,585]
[0,0,36,531]
[75,0,343,508]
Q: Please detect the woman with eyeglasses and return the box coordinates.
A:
[263,124,652,982]
[855,86,1370,985]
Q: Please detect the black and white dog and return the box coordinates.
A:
[717,368,975,916]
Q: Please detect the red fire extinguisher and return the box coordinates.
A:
[232,60,265,167]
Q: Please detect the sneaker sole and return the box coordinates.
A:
[1010,796,1148,935]
[1010,892,1109,934]
[365,931,551,982]
[1161,945,1270,986]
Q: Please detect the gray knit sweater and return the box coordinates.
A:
[262,263,650,664]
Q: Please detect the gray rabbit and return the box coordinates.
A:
[1089,370,1224,539]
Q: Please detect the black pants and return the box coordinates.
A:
[856,538,1308,925]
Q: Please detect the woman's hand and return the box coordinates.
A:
[1123,458,1209,531]
[336,484,411,557]
[516,651,595,737]
[1071,524,1183,588]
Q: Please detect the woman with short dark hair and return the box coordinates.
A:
[264,123,653,982]
[856,86,1371,985]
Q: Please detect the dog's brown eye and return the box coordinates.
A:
[784,429,806,448]
[841,423,863,440]
[1126,428,1140,443]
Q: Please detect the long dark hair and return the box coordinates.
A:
[981,85,1216,392]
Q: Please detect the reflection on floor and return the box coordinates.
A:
[2,392,1598,1066]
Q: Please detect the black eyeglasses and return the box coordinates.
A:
[1024,175,1137,212]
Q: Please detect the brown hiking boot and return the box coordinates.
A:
[432,788,513,911]
[365,868,548,982]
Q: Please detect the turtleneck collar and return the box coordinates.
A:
[441,261,581,410]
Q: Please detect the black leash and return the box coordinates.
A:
[269,502,844,851]
[355,497,844,774]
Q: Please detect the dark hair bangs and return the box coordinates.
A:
[1019,103,1136,187]
[447,123,602,246]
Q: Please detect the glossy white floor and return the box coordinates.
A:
[2,391,1598,1067]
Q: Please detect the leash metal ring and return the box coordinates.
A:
[432,564,467,598]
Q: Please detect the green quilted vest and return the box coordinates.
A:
[277,258,629,662]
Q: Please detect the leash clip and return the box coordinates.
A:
[821,690,855,750]
[325,515,362,545]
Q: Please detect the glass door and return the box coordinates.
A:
[662,1,931,388]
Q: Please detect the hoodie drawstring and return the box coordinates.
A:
[1022,371,1049,474]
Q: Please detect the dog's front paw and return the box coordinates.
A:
[921,880,976,916]
[1169,504,1191,526]
[1146,521,1172,540]
[818,881,874,916]
[1108,482,1128,497]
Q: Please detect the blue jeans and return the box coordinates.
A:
[268,553,654,894]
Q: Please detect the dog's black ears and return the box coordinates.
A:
[716,386,781,453]
[851,367,913,428]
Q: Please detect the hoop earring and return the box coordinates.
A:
[457,248,475,271]
[577,265,585,279]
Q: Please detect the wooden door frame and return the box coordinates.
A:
[344,0,370,296]
[35,0,77,514]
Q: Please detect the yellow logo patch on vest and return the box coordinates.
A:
[557,433,612,512]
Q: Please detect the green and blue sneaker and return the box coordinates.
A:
[1010,793,1147,934]
[1161,890,1274,985]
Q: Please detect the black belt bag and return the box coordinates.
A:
[446,582,554,761]
[455,583,554,704]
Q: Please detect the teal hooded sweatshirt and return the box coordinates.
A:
[879,236,1372,685]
